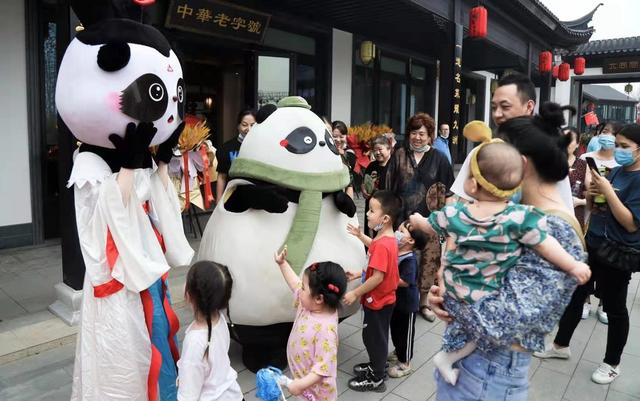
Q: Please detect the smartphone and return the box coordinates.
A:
[585,157,600,175]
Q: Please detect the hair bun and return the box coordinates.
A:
[535,102,576,135]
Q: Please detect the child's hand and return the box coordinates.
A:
[343,290,358,305]
[345,271,362,281]
[346,223,362,239]
[569,262,591,285]
[274,245,288,266]
[408,212,427,232]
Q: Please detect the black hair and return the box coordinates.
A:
[185,261,233,358]
[371,190,403,228]
[304,262,347,310]
[498,102,575,183]
[497,73,537,105]
[331,120,348,136]
[618,124,640,145]
[237,109,256,125]
[407,226,428,250]
[597,120,623,136]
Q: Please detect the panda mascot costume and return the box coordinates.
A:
[55,1,193,400]
[198,97,367,371]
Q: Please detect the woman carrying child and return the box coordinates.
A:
[426,103,588,401]
[274,247,347,401]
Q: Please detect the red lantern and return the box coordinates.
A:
[539,51,552,73]
[574,57,586,75]
[558,62,570,81]
[552,65,559,78]
[469,6,488,38]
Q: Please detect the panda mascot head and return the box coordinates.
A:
[56,0,185,150]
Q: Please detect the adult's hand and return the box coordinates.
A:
[427,284,451,322]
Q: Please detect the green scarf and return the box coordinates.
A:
[230,158,349,273]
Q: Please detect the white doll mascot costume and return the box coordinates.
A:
[198,97,366,371]
[56,1,193,400]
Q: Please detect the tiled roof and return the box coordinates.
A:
[583,84,636,103]
[566,36,640,56]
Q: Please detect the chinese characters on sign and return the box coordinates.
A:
[451,43,463,146]
[603,57,640,74]
[166,0,271,44]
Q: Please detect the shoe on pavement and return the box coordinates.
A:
[388,362,413,378]
[591,362,620,384]
[597,306,609,324]
[348,367,387,392]
[353,362,388,379]
[582,303,591,319]
[387,351,398,364]
[533,345,571,360]
[420,306,436,322]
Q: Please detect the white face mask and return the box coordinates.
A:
[394,230,405,245]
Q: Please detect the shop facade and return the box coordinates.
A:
[1,0,596,322]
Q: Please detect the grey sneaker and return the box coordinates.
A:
[533,345,571,360]
[597,306,609,324]
[387,351,398,364]
[388,362,413,378]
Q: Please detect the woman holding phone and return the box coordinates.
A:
[535,124,640,385]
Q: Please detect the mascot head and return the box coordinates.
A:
[230,97,349,192]
[56,0,185,149]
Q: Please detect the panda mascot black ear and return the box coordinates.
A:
[97,41,131,71]
[256,103,277,124]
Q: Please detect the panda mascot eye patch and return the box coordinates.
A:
[279,127,317,154]
[176,78,185,120]
[120,73,168,122]
[324,130,339,155]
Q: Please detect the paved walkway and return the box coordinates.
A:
[1,194,639,400]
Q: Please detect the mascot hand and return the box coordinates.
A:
[109,122,156,169]
[155,121,185,164]
[225,185,289,213]
[333,191,356,217]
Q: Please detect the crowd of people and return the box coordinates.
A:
[120,72,640,401]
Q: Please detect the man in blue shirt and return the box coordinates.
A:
[434,123,452,164]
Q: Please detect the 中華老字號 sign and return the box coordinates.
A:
[165,0,271,44]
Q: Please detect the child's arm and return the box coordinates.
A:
[176,337,207,401]
[408,212,437,236]
[533,237,591,284]
[287,372,323,396]
[274,246,300,292]
[347,223,372,247]
[398,278,409,288]
[343,270,384,305]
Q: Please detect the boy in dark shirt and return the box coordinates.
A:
[388,221,428,377]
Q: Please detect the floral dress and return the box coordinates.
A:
[441,213,584,352]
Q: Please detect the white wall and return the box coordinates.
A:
[0,0,32,227]
[330,29,352,124]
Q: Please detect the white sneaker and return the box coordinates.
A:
[591,362,620,384]
[533,345,571,360]
[582,303,591,319]
[597,306,609,324]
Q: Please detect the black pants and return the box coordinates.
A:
[554,245,632,365]
[390,310,416,364]
[362,304,394,378]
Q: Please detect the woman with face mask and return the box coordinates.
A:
[535,124,640,385]
[580,121,622,171]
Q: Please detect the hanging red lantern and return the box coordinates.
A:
[574,57,586,75]
[558,62,570,81]
[552,65,559,78]
[469,6,488,38]
[539,51,552,73]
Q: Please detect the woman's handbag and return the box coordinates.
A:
[595,238,640,273]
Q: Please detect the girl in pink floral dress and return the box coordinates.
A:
[274,247,347,401]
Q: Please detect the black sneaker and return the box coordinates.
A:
[348,367,387,392]
[353,362,389,376]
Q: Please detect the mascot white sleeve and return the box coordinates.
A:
[197,97,367,372]
[55,1,193,400]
